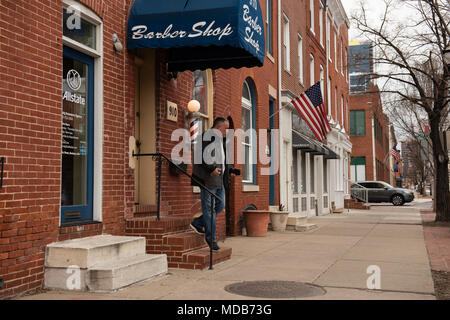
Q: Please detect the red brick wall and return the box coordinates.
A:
[282,0,350,131]
[349,84,390,182]
[0,0,132,299]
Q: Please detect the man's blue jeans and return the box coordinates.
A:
[192,187,225,243]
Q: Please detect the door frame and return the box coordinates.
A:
[61,46,95,224]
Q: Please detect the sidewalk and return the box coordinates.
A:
[19,202,436,300]
[420,209,450,300]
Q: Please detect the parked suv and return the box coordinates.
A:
[351,181,415,206]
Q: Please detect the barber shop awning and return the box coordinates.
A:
[127,0,265,72]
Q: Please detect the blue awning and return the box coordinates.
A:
[127,0,265,72]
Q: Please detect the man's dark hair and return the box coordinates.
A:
[212,117,227,128]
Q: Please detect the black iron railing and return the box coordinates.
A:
[132,152,222,270]
[0,157,4,189]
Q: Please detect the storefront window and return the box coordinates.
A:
[62,54,90,206]
[193,70,211,133]
[63,10,97,50]
[242,79,255,184]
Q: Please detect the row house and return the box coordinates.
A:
[278,0,351,226]
[0,0,352,298]
[349,41,391,184]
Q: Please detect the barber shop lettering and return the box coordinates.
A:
[242,4,263,53]
[131,22,233,41]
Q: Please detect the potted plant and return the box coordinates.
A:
[243,209,270,237]
[269,204,289,232]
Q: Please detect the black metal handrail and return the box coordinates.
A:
[0,157,4,189]
[132,152,222,270]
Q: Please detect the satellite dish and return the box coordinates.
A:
[129,136,137,169]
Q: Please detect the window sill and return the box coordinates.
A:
[60,220,102,228]
[242,185,260,192]
[284,69,292,76]
[266,53,275,63]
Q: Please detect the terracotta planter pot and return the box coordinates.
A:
[270,211,289,232]
[243,210,270,237]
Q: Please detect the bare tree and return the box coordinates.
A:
[352,0,449,221]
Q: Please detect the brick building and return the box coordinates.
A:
[0,0,279,298]
[278,0,351,224]
[348,41,390,183]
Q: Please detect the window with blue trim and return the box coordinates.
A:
[242,79,257,184]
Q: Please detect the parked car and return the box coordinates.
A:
[351,181,415,206]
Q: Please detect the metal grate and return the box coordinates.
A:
[225,281,326,298]
[323,196,328,208]
[310,197,315,210]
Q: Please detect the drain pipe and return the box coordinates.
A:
[277,0,282,206]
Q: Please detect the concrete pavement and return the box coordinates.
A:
[19,200,436,300]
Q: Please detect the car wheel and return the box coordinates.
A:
[391,194,405,206]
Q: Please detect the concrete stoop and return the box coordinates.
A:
[44,235,168,292]
[286,215,317,232]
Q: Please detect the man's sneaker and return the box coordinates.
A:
[207,241,220,251]
[190,223,205,235]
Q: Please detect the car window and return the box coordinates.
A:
[373,183,386,188]
[364,183,377,188]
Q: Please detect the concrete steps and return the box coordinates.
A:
[44,235,167,292]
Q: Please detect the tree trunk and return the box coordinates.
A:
[435,159,449,221]
[429,112,449,221]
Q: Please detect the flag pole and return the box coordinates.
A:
[269,103,289,119]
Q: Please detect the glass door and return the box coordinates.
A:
[61,46,94,224]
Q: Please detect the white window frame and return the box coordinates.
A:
[242,81,254,184]
[327,17,331,62]
[341,95,344,126]
[62,0,103,224]
[335,87,338,124]
[319,3,324,46]
[310,54,315,86]
[283,14,290,72]
[327,77,331,116]
[298,35,303,85]
[310,0,315,34]
[341,39,344,75]
[334,30,338,71]
[320,65,324,96]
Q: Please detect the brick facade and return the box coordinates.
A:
[0,0,279,298]
[349,84,390,183]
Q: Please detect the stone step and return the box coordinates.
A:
[88,254,167,291]
[45,254,167,292]
[45,235,146,269]
[163,231,207,252]
[177,246,232,270]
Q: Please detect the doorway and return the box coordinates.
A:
[134,49,157,207]
[61,46,94,224]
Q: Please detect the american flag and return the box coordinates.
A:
[389,145,400,162]
[291,82,331,142]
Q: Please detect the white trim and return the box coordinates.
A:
[298,34,303,85]
[282,14,290,72]
[62,0,103,224]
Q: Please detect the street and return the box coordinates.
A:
[20,198,436,300]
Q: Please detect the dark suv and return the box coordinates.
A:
[351,181,415,206]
